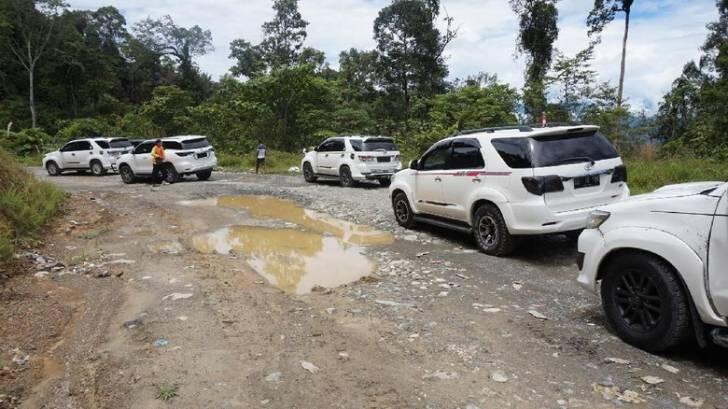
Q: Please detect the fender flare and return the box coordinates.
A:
[467,188,510,225]
[598,227,724,326]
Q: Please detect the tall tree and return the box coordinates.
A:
[549,46,597,119]
[133,15,213,94]
[587,0,634,107]
[1,0,68,128]
[510,0,559,122]
[229,0,317,78]
[373,0,456,117]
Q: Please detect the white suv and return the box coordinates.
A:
[577,181,728,352]
[389,125,629,256]
[43,138,124,176]
[301,136,402,187]
[116,135,217,184]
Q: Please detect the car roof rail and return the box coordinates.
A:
[527,121,583,128]
[455,125,534,136]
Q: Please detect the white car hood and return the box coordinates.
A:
[632,181,725,200]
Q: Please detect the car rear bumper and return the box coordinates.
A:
[176,157,217,174]
[352,162,402,180]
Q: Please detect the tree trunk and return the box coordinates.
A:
[29,63,37,128]
[617,9,630,107]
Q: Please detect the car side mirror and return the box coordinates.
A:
[302,147,307,154]
[409,160,419,170]
[313,146,319,152]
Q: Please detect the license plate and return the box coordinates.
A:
[196,152,208,159]
[573,174,600,189]
[376,157,391,163]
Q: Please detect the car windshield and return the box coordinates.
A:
[94,140,110,149]
[181,138,210,149]
[109,139,133,148]
[350,138,397,152]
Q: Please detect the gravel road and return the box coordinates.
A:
[3,168,727,409]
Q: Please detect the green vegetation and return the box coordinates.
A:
[0,147,64,262]
[217,150,302,173]
[155,384,179,401]
[0,0,726,189]
[626,157,728,194]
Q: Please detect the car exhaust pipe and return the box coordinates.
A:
[710,328,728,348]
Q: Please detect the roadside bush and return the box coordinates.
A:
[0,148,64,263]
[55,118,113,145]
[625,156,728,194]
[1,128,52,156]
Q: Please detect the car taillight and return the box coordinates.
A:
[394,154,400,161]
[611,165,627,183]
[176,151,193,157]
[522,175,564,195]
[359,155,375,162]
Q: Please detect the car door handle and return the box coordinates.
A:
[434,177,442,182]
[325,154,329,157]
[472,177,482,183]
[71,153,75,156]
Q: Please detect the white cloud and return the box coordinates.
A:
[68,0,718,112]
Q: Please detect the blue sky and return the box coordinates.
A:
[69,0,718,112]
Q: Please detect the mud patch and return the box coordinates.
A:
[181,195,394,246]
[192,226,373,294]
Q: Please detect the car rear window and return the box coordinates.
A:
[530,131,618,167]
[492,131,618,169]
[94,140,110,149]
[350,138,397,152]
[109,139,132,148]
[181,138,210,150]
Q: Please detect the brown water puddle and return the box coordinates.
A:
[184,195,393,294]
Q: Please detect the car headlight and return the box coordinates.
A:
[586,210,610,229]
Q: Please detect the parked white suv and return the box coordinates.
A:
[116,135,217,184]
[301,136,402,187]
[577,181,728,352]
[389,125,629,256]
[43,138,123,176]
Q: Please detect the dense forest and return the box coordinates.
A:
[0,0,726,159]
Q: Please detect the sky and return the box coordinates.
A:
[69,0,718,112]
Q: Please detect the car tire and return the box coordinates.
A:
[303,162,317,183]
[601,253,692,352]
[90,160,105,176]
[379,178,391,187]
[196,169,212,181]
[46,161,61,176]
[392,192,417,229]
[164,164,180,184]
[119,165,136,184]
[339,166,355,188]
[472,204,514,256]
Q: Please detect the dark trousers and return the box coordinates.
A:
[256,158,265,174]
[152,163,164,184]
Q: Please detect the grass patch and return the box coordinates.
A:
[0,148,64,263]
[78,228,110,240]
[216,150,302,174]
[625,157,728,194]
[156,383,179,401]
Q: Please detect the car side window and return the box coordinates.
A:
[317,141,332,152]
[331,139,345,152]
[60,142,77,152]
[449,138,485,170]
[134,142,153,154]
[420,141,451,171]
[78,141,93,151]
[163,141,183,150]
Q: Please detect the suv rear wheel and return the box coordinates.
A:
[472,204,514,256]
[119,165,136,184]
[164,164,179,183]
[196,169,212,181]
[392,192,417,229]
[339,166,355,188]
[601,252,692,352]
[303,162,317,183]
[46,161,60,176]
[90,160,105,176]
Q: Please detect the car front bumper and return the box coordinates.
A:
[575,228,605,293]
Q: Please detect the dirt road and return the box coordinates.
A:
[2,169,727,409]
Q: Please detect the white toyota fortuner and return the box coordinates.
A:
[301,136,402,187]
[389,125,629,256]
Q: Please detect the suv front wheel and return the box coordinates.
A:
[392,192,417,229]
[303,162,317,183]
[472,204,514,256]
[601,252,692,352]
[119,165,136,184]
[164,164,180,183]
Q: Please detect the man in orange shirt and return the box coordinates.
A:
[151,139,165,186]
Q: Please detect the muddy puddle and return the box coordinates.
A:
[183,195,393,294]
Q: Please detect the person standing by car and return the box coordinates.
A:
[256,142,267,174]
[151,139,166,186]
